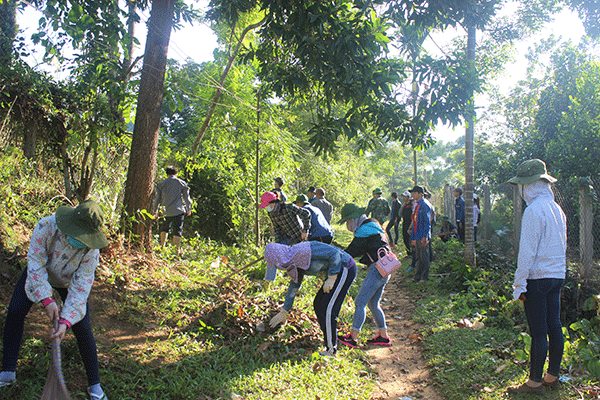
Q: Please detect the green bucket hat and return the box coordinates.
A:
[338,203,366,224]
[294,194,309,204]
[507,159,557,185]
[55,199,108,249]
[372,187,382,194]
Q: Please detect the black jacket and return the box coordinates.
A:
[344,218,391,265]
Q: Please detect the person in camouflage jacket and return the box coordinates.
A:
[364,188,391,224]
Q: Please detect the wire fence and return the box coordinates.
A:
[439,179,600,274]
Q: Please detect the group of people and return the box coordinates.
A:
[0,158,568,397]
[259,182,396,356]
[452,187,481,242]
[260,159,567,395]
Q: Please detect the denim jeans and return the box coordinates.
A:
[351,263,390,332]
[523,278,564,382]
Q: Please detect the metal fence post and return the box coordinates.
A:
[513,185,522,258]
[482,184,491,242]
[444,184,454,222]
[580,187,593,278]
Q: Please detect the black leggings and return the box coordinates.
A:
[2,269,100,386]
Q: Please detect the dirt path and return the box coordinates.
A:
[364,266,444,400]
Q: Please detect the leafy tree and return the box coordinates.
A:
[209,0,414,155]
[0,0,17,65]
[564,0,600,38]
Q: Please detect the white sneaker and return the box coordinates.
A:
[0,371,15,388]
[88,386,108,400]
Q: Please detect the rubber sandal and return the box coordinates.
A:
[506,382,545,395]
[543,379,562,390]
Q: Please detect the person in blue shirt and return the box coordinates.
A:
[294,194,334,244]
[410,185,432,283]
[454,187,465,242]
[264,241,356,357]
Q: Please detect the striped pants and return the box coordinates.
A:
[313,263,357,351]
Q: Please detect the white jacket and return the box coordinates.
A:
[512,180,567,300]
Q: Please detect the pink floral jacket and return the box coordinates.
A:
[25,215,100,326]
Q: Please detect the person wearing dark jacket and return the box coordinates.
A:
[410,185,432,283]
[385,192,401,245]
[454,187,466,242]
[336,203,393,348]
[400,191,413,255]
[294,194,334,244]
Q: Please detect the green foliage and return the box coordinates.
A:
[217,0,419,155]
[489,43,600,182]
[415,240,597,399]
[432,239,476,288]
[0,148,67,249]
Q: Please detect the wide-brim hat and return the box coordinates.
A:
[259,191,278,208]
[294,194,309,204]
[372,187,382,194]
[401,191,411,197]
[338,203,366,224]
[508,159,557,185]
[55,199,108,249]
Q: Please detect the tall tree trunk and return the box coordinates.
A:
[123,0,175,250]
[411,75,418,185]
[0,0,17,66]
[22,121,37,159]
[464,22,476,267]
[123,0,137,83]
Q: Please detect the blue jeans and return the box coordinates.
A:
[351,263,390,332]
[523,278,564,382]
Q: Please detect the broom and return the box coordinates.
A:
[39,321,72,400]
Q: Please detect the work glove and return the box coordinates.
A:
[323,274,338,293]
[269,309,288,328]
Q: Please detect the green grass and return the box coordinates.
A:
[0,230,376,399]
[411,243,595,400]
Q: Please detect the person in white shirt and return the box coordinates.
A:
[507,159,566,395]
[0,200,109,399]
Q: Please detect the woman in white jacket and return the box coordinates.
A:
[507,159,566,395]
